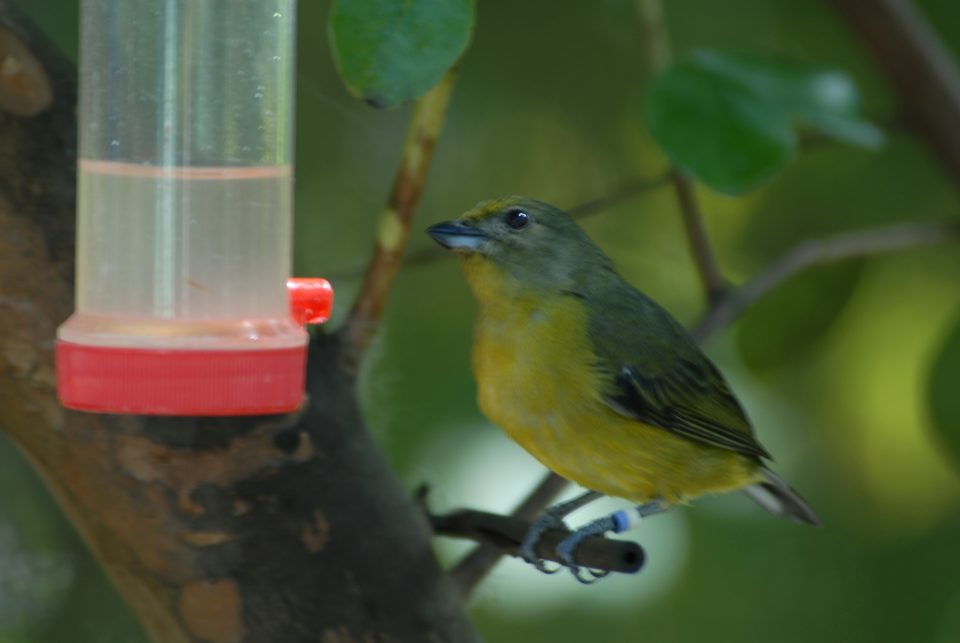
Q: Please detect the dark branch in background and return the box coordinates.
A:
[671,172,729,303]
[692,219,960,342]
[638,0,728,305]
[830,0,960,185]
[341,71,456,371]
[567,173,673,219]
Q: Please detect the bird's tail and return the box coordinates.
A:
[743,468,821,526]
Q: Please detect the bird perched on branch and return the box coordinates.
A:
[427,196,819,583]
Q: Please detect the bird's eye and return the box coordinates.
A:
[505,209,530,229]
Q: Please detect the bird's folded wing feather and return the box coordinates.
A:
[587,288,770,460]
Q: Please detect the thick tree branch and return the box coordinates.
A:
[341,72,457,371]
[692,219,960,342]
[830,0,960,185]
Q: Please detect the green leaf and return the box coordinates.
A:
[647,63,797,194]
[736,263,863,371]
[928,312,960,467]
[329,0,474,108]
[693,51,884,149]
[646,51,882,193]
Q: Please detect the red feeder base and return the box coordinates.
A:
[56,341,307,416]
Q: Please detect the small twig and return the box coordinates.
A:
[325,173,673,282]
[637,0,728,305]
[340,71,457,371]
[566,172,673,219]
[449,472,569,598]
[671,172,729,304]
[432,507,644,579]
[636,0,672,70]
[692,219,960,342]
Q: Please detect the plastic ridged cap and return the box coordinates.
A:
[56,278,333,416]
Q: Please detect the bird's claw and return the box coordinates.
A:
[568,565,610,585]
[518,512,566,567]
[556,528,612,584]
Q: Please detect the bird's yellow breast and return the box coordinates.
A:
[463,257,758,503]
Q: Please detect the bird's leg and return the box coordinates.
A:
[557,499,667,584]
[519,490,603,572]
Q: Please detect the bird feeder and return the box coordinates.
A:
[56,0,332,415]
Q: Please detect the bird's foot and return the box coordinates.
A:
[556,516,617,584]
[518,512,566,573]
[518,490,603,573]
[552,499,667,584]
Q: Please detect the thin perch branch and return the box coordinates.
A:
[341,71,457,371]
[450,471,570,598]
[432,506,644,579]
[692,219,960,342]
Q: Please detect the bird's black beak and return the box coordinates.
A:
[426,220,489,251]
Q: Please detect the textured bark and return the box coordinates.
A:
[0,5,478,642]
[831,0,960,185]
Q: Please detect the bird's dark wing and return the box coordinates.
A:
[585,285,770,460]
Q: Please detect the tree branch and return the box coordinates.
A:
[341,71,457,371]
[432,507,644,578]
[830,0,960,185]
[449,471,570,598]
[637,0,728,304]
[692,219,960,342]
[671,172,729,303]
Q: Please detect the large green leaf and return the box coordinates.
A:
[736,263,863,371]
[693,51,884,149]
[646,51,882,194]
[928,312,960,468]
[329,0,474,108]
[647,63,796,194]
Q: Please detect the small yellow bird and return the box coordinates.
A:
[427,196,819,582]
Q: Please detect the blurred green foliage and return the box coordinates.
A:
[648,50,882,193]
[4,1,960,642]
[329,0,474,107]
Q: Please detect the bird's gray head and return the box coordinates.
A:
[426,196,611,290]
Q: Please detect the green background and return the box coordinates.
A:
[3,1,960,641]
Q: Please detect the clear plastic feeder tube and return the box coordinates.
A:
[57,0,307,415]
